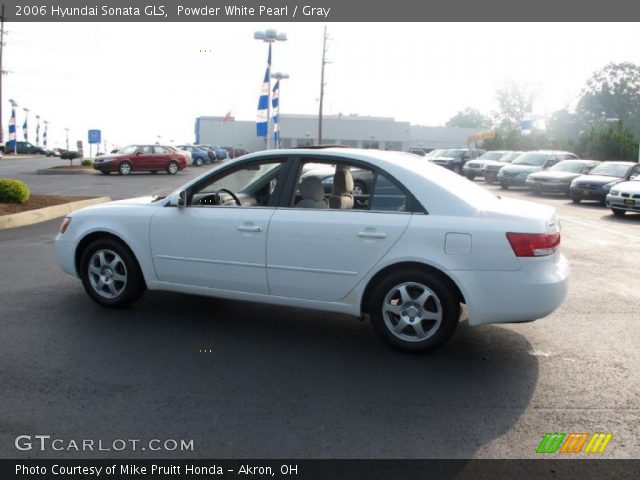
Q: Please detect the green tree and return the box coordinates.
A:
[492,82,531,131]
[445,108,490,128]
[576,62,640,135]
[576,124,639,161]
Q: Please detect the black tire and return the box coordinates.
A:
[369,269,459,353]
[571,196,581,204]
[166,161,179,175]
[454,164,463,175]
[611,208,626,217]
[465,174,475,181]
[150,171,158,174]
[118,161,132,175]
[195,157,204,167]
[79,237,146,308]
[485,175,495,185]
[500,183,509,190]
[100,171,110,175]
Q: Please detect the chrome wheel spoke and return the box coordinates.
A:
[397,285,412,304]
[393,318,407,334]
[422,310,441,321]
[413,321,426,339]
[384,303,404,317]
[89,265,101,276]
[415,290,431,308]
[113,273,127,283]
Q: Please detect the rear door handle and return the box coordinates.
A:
[237,225,263,233]
[357,231,386,239]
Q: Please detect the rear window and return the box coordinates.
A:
[588,163,631,178]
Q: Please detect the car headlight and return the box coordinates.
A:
[609,190,618,195]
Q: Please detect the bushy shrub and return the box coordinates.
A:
[81,159,93,166]
[0,178,30,204]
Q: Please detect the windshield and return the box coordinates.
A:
[440,149,463,158]
[588,163,630,178]
[118,145,138,155]
[549,161,586,173]
[512,152,548,166]
[426,149,443,158]
[500,152,521,163]
[478,151,506,160]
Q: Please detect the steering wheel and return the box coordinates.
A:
[214,188,241,206]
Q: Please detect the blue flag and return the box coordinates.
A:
[22,118,28,142]
[7,108,16,152]
[256,43,271,137]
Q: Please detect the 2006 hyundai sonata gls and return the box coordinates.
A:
[55,148,569,352]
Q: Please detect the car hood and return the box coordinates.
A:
[611,180,640,194]
[573,174,623,185]
[528,171,580,180]
[501,164,543,173]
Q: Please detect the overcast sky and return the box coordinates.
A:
[4,22,640,149]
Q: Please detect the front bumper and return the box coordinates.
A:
[463,165,484,177]
[570,184,607,201]
[93,161,115,172]
[454,253,570,326]
[526,179,570,193]
[606,195,640,212]
[498,173,529,186]
[55,237,79,277]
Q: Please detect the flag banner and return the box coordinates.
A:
[256,43,272,137]
[272,80,280,147]
[7,108,16,151]
[43,125,48,147]
[22,118,28,142]
[36,122,40,146]
[222,111,233,123]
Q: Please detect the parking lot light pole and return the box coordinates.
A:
[254,29,287,150]
[271,72,289,149]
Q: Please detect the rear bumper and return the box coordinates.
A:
[454,253,570,326]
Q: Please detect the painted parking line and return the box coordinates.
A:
[561,216,640,242]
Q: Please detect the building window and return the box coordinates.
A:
[385,141,402,151]
[340,140,358,148]
[296,138,313,147]
[281,138,292,149]
[362,140,379,150]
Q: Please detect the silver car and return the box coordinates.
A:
[463,151,510,180]
[606,179,640,216]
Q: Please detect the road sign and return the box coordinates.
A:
[88,129,101,144]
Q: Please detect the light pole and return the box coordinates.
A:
[8,98,17,153]
[43,120,48,148]
[271,72,289,149]
[254,29,287,150]
[64,128,69,151]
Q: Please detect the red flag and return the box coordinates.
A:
[222,111,232,123]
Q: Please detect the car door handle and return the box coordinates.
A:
[237,225,263,233]
[357,231,386,239]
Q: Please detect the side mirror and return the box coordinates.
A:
[630,175,638,181]
[168,191,187,207]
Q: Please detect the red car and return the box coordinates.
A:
[93,145,187,175]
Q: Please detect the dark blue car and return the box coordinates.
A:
[175,145,215,166]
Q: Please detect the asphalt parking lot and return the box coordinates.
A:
[1,156,639,459]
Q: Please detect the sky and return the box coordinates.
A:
[4,22,640,150]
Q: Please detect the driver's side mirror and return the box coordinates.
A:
[168,190,187,207]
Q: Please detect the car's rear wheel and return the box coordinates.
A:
[150,171,157,174]
[118,161,132,175]
[466,174,475,181]
[500,183,509,190]
[195,157,204,167]
[79,238,146,307]
[611,208,626,217]
[571,196,581,204]
[100,171,110,175]
[369,269,459,353]
[167,161,179,175]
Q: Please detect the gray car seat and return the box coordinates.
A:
[329,168,354,209]
[295,176,328,208]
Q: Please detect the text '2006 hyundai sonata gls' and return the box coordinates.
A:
[55,148,569,352]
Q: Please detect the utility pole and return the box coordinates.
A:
[318,26,329,145]
[0,5,5,145]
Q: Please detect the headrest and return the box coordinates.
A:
[299,176,325,202]
[333,168,354,195]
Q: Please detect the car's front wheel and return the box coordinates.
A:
[611,208,626,217]
[118,161,132,175]
[500,183,509,190]
[195,157,204,167]
[369,269,459,353]
[79,238,146,307]
[167,161,179,175]
[466,174,475,181]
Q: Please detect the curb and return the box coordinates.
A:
[0,196,111,230]
[36,168,97,175]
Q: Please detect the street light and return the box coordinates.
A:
[254,29,287,150]
[64,128,70,151]
[271,72,289,149]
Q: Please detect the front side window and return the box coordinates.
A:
[513,153,548,166]
[119,145,139,155]
[154,146,169,154]
[189,161,285,207]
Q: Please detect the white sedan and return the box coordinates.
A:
[606,179,640,216]
[55,148,569,352]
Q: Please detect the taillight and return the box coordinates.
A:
[506,232,560,257]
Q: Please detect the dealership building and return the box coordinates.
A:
[195,114,486,152]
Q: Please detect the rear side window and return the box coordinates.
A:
[371,173,408,212]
